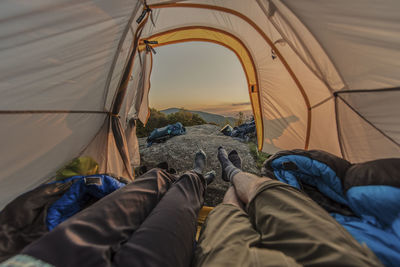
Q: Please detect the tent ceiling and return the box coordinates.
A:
[0,0,399,208]
[281,0,400,90]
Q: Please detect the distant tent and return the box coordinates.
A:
[0,0,399,209]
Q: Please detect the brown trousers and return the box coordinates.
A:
[22,169,205,267]
[194,180,382,267]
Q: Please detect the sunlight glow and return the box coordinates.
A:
[149,42,252,116]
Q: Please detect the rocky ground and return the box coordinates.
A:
[138,124,261,206]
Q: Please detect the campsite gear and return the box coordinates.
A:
[264,149,400,267]
[220,124,233,136]
[18,169,204,267]
[46,175,126,230]
[0,175,125,262]
[193,179,382,267]
[231,120,256,141]
[146,122,186,147]
[1,0,400,213]
[218,147,241,182]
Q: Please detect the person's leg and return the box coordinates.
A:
[193,187,300,267]
[112,171,206,267]
[245,180,382,266]
[217,147,381,266]
[195,173,299,267]
[218,146,269,204]
[231,172,270,204]
[21,168,178,267]
[222,186,244,210]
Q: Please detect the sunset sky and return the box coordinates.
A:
[149,42,252,117]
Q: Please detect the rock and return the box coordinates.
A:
[138,124,260,206]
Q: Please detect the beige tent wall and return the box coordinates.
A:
[0,113,106,209]
[273,0,400,161]
[1,1,140,111]
[82,117,122,175]
[0,0,142,208]
[337,97,399,162]
[337,91,400,162]
[280,0,400,90]
[137,52,154,124]
[308,99,341,156]
[105,24,137,112]
[126,52,150,123]
[120,51,150,127]
[277,42,332,107]
[257,0,344,91]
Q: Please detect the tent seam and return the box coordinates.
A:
[334,96,346,158]
[256,0,335,94]
[274,0,349,91]
[310,96,334,110]
[336,87,400,94]
[102,1,141,110]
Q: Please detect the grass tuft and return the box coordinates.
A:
[248,142,271,169]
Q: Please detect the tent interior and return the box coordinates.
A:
[0,0,399,210]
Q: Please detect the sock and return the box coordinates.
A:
[218,147,241,182]
[193,150,206,174]
[228,150,242,169]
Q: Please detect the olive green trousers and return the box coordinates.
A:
[194,180,382,267]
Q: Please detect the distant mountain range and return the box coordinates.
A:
[161,108,236,126]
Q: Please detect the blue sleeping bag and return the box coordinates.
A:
[265,150,400,267]
[46,174,125,230]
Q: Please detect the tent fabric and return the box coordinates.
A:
[0,0,399,208]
